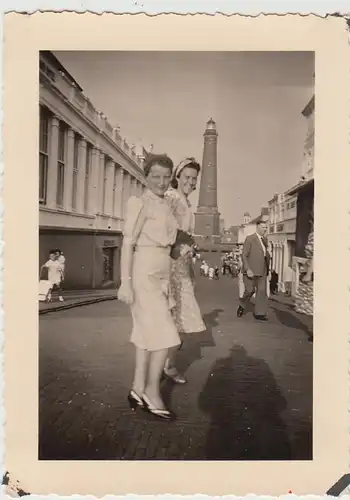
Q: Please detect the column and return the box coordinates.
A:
[113,166,124,218]
[46,116,59,208]
[87,147,100,216]
[76,138,87,214]
[271,243,275,271]
[122,172,131,218]
[277,244,282,284]
[105,159,115,216]
[131,177,137,197]
[281,241,286,282]
[63,127,75,212]
[98,151,105,214]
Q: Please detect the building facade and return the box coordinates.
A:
[267,192,297,293]
[291,94,315,299]
[39,51,147,289]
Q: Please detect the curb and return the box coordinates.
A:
[39,295,118,315]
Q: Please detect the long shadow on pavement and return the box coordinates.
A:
[198,344,294,460]
[162,308,222,406]
[270,305,313,341]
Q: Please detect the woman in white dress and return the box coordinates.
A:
[118,153,187,420]
[164,158,206,384]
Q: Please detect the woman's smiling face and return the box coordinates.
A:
[146,163,172,197]
[178,166,199,196]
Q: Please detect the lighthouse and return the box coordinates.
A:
[194,118,221,244]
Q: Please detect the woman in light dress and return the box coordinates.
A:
[118,153,189,420]
[164,158,206,384]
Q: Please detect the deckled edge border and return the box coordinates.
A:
[0,9,350,500]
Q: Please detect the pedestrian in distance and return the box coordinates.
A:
[40,250,64,303]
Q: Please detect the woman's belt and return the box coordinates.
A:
[134,244,171,250]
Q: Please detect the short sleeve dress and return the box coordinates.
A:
[123,189,181,351]
[165,188,206,334]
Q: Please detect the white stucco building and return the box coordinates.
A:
[290,94,315,298]
[39,51,147,289]
[267,93,315,298]
[267,192,297,293]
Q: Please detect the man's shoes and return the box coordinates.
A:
[237,305,244,317]
[254,314,268,321]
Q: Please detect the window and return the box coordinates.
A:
[84,144,92,213]
[56,122,66,207]
[39,107,50,203]
[72,134,79,210]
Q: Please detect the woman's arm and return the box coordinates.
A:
[118,196,145,304]
[120,240,134,285]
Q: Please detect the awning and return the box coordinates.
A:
[286,178,314,196]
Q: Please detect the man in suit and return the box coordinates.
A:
[237,219,271,321]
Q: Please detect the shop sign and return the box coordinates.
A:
[103,239,117,247]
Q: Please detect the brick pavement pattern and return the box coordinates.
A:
[39,272,313,460]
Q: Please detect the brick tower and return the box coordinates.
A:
[194,118,221,244]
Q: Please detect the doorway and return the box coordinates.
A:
[102,247,115,282]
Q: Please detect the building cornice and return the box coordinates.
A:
[285,178,314,196]
[40,76,146,183]
[42,50,83,91]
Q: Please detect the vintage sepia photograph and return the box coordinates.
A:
[38,50,315,461]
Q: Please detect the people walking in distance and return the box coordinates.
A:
[214,266,220,280]
[164,158,206,384]
[55,249,66,281]
[208,266,215,280]
[118,153,184,421]
[237,219,271,321]
[200,260,209,276]
[41,250,64,302]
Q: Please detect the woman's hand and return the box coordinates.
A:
[117,281,134,305]
[180,244,193,257]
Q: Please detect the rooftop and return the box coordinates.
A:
[40,51,147,171]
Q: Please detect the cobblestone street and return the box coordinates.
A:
[39,273,313,461]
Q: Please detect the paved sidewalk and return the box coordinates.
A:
[39,274,313,460]
[39,289,118,315]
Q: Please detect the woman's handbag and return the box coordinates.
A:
[170,229,195,260]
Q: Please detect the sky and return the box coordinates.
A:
[54,51,314,227]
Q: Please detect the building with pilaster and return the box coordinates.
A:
[39,51,147,289]
[267,192,297,293]
[289,94,315,299]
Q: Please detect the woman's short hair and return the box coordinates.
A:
[170,158,201,189]
[143,153,174,177]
